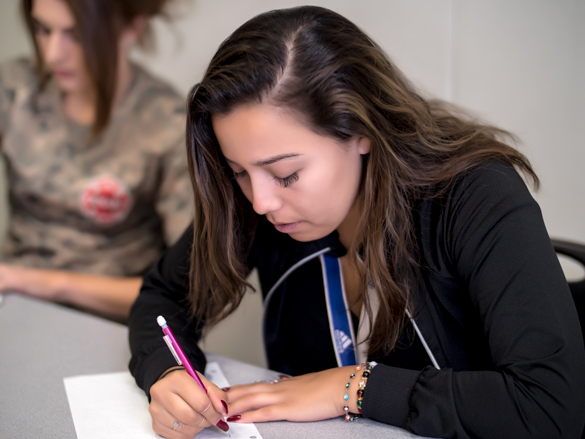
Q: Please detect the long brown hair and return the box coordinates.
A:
[21,0,172,138]
[186,6,538,353]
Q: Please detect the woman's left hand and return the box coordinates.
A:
[224,365,358,423]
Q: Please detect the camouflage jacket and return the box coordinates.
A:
[0,58,192,276]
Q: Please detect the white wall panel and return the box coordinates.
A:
[132,0,452,98]
[451,0,585,242]
[0,0,30,59]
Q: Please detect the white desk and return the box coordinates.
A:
[0,294,434,439]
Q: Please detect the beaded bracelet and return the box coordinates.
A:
[357,361,377,414]
[343,364,363,421]
[343,362,378,421]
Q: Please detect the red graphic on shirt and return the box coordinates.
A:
[80,176,133,225]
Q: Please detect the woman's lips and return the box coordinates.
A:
[273,222,301,233]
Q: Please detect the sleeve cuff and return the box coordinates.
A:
[361,364,422,427]
[130,344,207,401]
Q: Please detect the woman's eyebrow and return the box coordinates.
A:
[225,153,301,167]
[30,16,76,33]
[31,17,47,28]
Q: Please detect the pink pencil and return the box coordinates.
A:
[157,315,230,437]
[157,315,207,391]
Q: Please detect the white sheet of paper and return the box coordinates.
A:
[63,362,262,439]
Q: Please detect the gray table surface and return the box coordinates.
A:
[0,293,434,439]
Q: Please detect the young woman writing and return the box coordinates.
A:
[128,6,585,438]
[0,0,192,321]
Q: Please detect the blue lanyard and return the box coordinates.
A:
[322,254,357,366]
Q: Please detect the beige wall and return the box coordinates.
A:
[0,0,25,241]
[1,0,584,367]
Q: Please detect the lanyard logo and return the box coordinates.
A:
[334,329,353,353]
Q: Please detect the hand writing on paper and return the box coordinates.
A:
[149,369,230,438]
[223,366,358,423]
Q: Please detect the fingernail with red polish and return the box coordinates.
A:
[216,420,230,432]
[222,400,229,414]
[226,415,241,422]
[221,387,231,392]
[278,374,290,380]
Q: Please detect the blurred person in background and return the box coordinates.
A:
[0,0,192,321]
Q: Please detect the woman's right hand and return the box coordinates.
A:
[149,368,230,438]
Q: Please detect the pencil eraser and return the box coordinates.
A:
[157,315,167,327]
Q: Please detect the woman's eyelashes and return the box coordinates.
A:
[32,20,80,42]
[231,170,247,180]
[32,20,50,37]
[275,172,299,188]
[230,169,299,188]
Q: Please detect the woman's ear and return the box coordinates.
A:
[357,137,371,155]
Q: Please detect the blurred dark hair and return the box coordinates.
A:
[186,6,538,353]
[21,0,172,138]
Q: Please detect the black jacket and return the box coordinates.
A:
[129,162,585,439]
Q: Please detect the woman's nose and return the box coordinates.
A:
[249,179,282,216]
[44,32,68,65]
